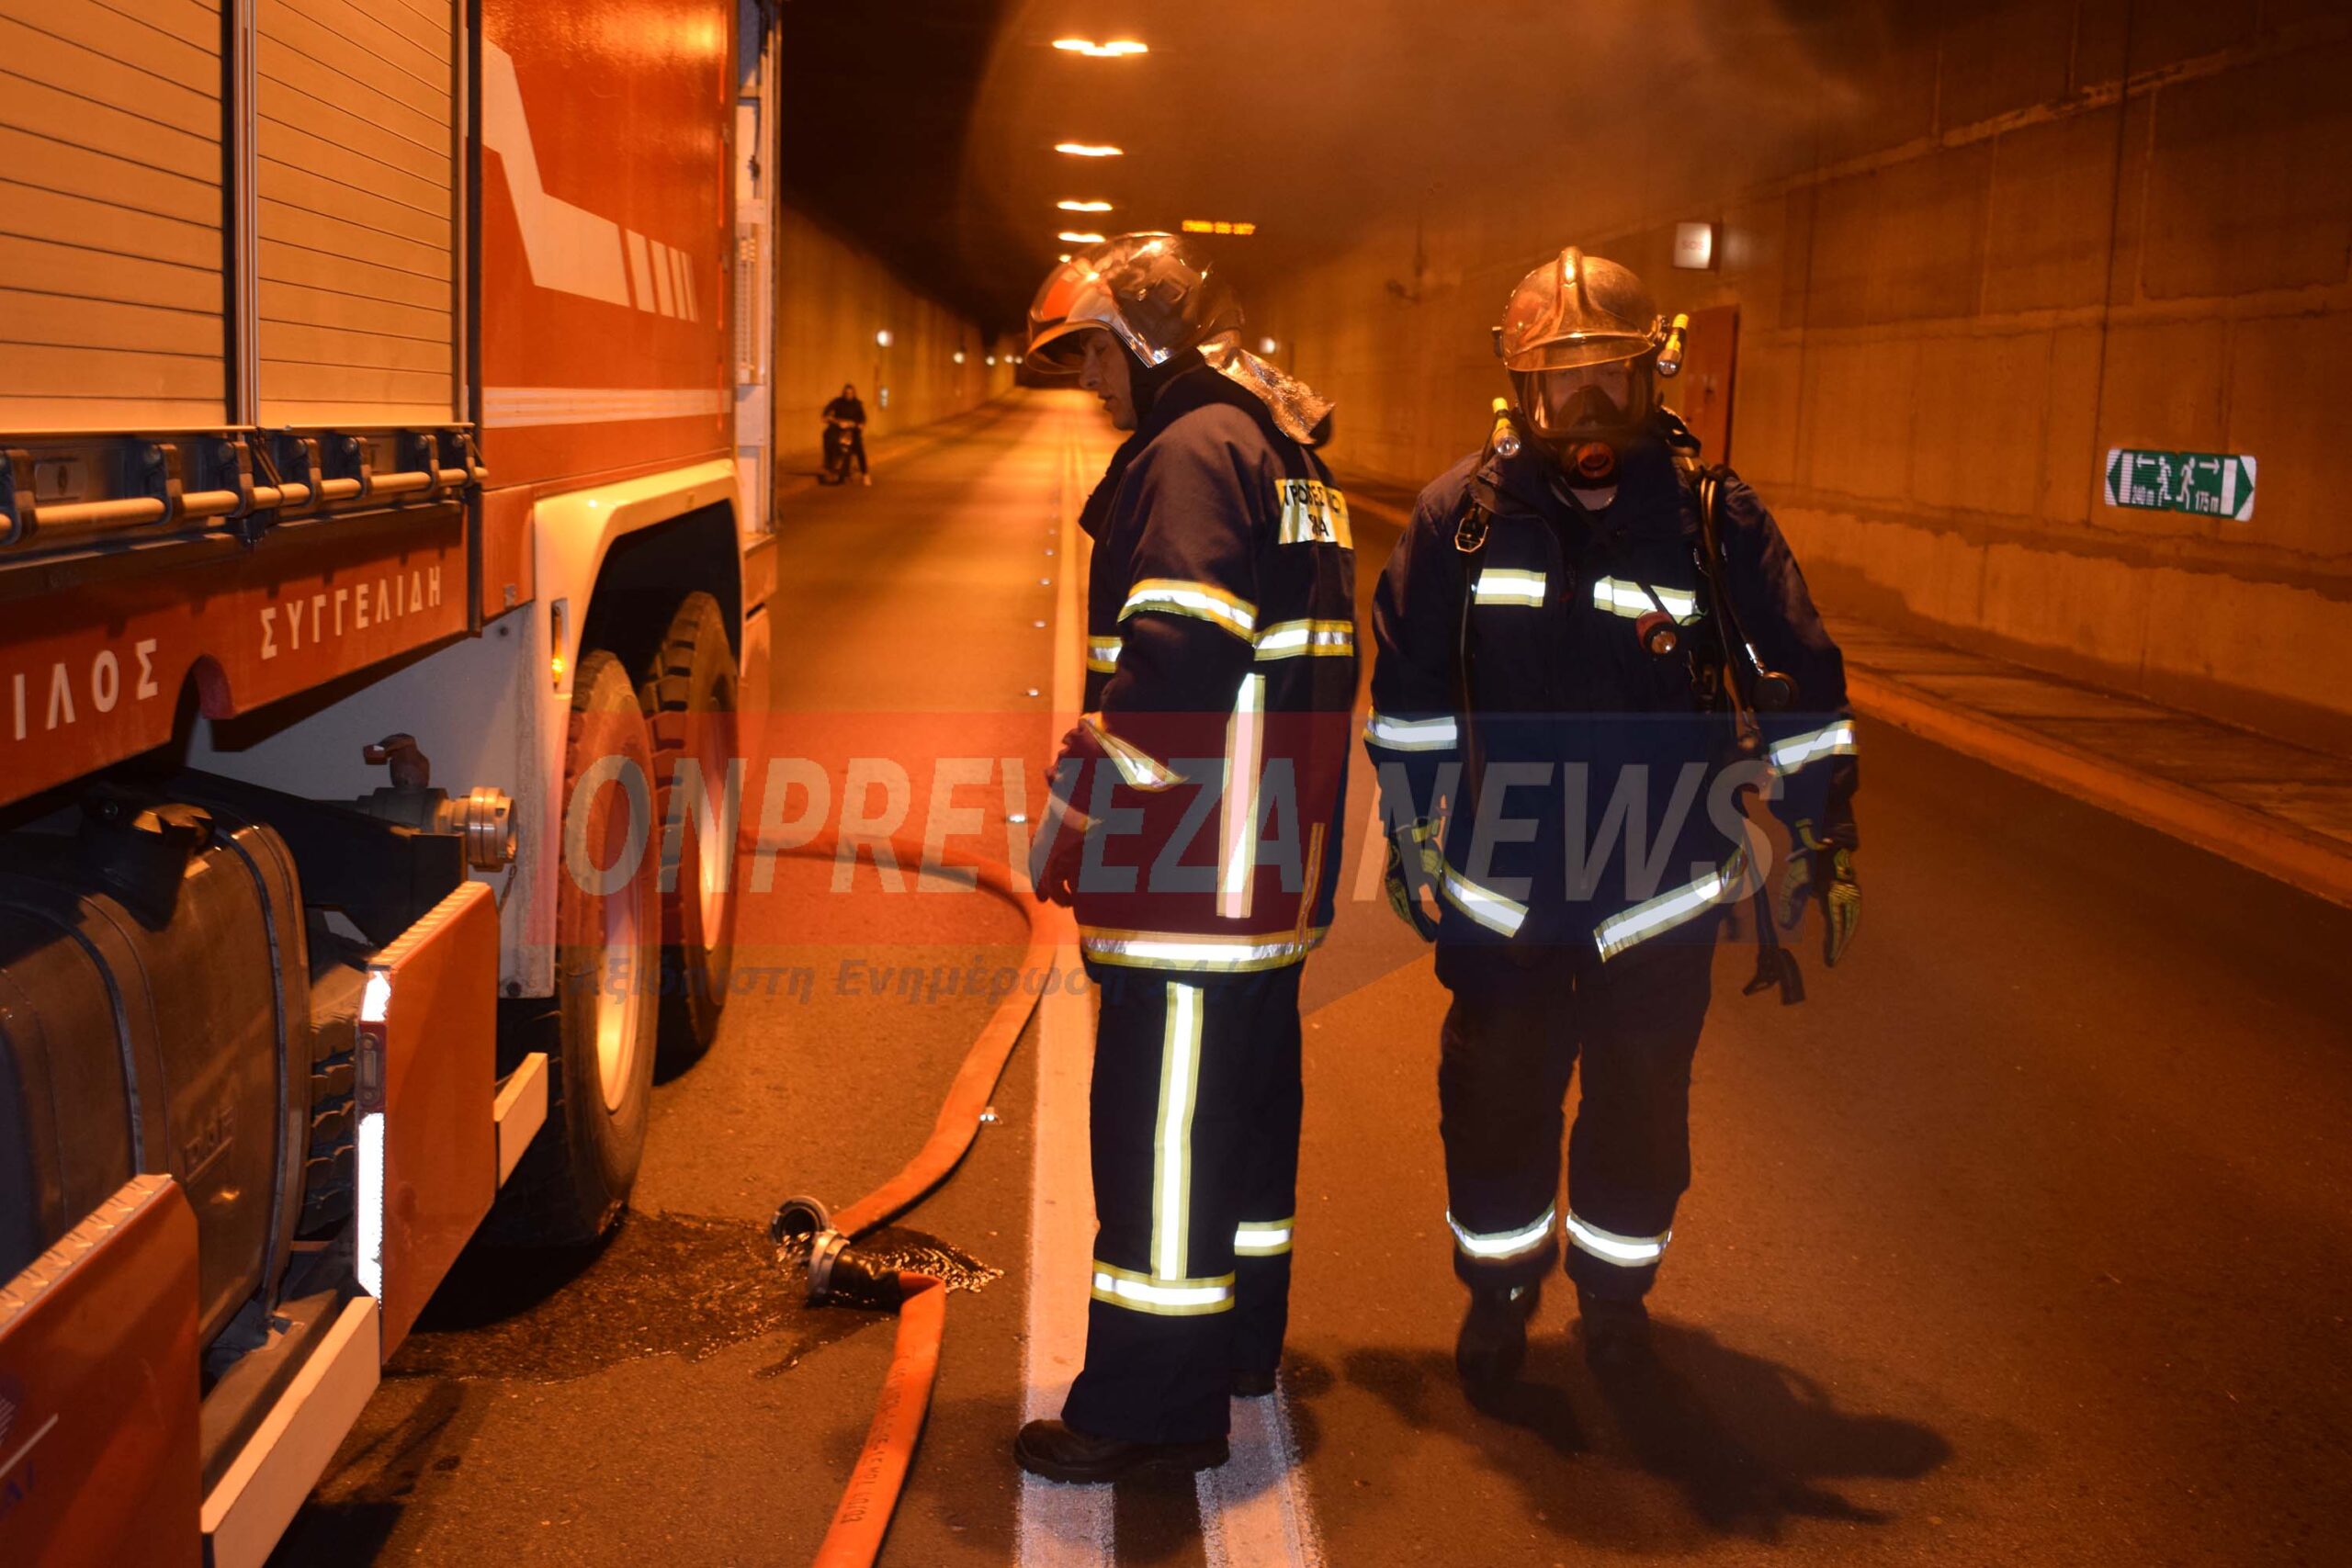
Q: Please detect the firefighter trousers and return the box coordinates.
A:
[1434,937,1715,1301]
[1061,964,1304,1444]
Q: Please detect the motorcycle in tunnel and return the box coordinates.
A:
[820,417,860,485]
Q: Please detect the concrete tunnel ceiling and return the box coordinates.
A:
[781,0,1933,336]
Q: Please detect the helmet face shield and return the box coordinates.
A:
[1024,254,1110,379]
[1512,357,1653,444]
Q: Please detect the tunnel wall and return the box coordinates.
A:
[1258,4,2352,753]
[773,205,1012,468]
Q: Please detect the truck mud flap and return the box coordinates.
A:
[0,1174,202,1568]
[358,880,501,1357]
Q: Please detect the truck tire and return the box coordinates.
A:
[641,592,740,1066]
[494,649,661,1244]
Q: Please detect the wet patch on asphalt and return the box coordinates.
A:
[391,1210,996,1382]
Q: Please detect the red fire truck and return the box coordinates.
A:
[0,1,780,1562]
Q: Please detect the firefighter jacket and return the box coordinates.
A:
[1065,357,1357,977]
[1364,417,1858,958]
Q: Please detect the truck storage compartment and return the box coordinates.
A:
[0,0,464,435]
[0,0,230,432]
[0,795,309,1345]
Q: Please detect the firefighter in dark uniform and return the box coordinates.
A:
[1014,234,1358,1480]
[1365,248,1862,1382]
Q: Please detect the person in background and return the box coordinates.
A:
[823,382,870,484]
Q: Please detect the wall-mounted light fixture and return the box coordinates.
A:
[875,328,893,346]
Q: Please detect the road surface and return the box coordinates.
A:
[278,391,2352,1567]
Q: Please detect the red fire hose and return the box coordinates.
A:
[769,835,1059,1568]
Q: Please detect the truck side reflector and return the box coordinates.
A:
[198,1296,380,1568]
[355,1110,386,1303]
[0,1176,202,1568]
[494,1052,550,1186]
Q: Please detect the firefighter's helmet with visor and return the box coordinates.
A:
[1026,232,1242,378]
[1495,247,1671,453]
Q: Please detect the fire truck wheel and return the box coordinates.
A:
[495,648,660,1243]
[642,592,740,1066]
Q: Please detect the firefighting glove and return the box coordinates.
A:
[1776,818,1860,967]
[1383,819,1444,941]
[1031,722,1103,907]
[1031,797,1092,907]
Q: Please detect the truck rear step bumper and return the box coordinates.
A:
[496,1052,550,1186]
[198,1296,379,1568]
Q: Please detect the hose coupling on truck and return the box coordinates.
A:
[355,734,517,871]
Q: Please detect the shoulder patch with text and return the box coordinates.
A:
[1276,479,1351,548]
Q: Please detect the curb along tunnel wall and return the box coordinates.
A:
[1250,2,2352,757]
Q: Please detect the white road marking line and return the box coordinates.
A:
[1019,413,1116,1567]
[1199,1388,1326,1568]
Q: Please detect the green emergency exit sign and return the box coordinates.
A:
[2105,448,2256,521]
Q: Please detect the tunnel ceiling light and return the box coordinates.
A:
[1058,230,1105,243]
[1053,38,1148,57]
[1057,198,1114,212]
[1055,141,1123,157]
[954,350,967,364]
[1182,219,1257,236]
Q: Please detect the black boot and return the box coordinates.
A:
[1454,1280,1541,1385]
[1229,1369,1279,1399]
[1576,1288,1653,1371]
[1013,1419,1229,1483]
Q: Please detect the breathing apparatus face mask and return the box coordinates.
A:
[1510,354,1656,484]
[1494,247,1681,487]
